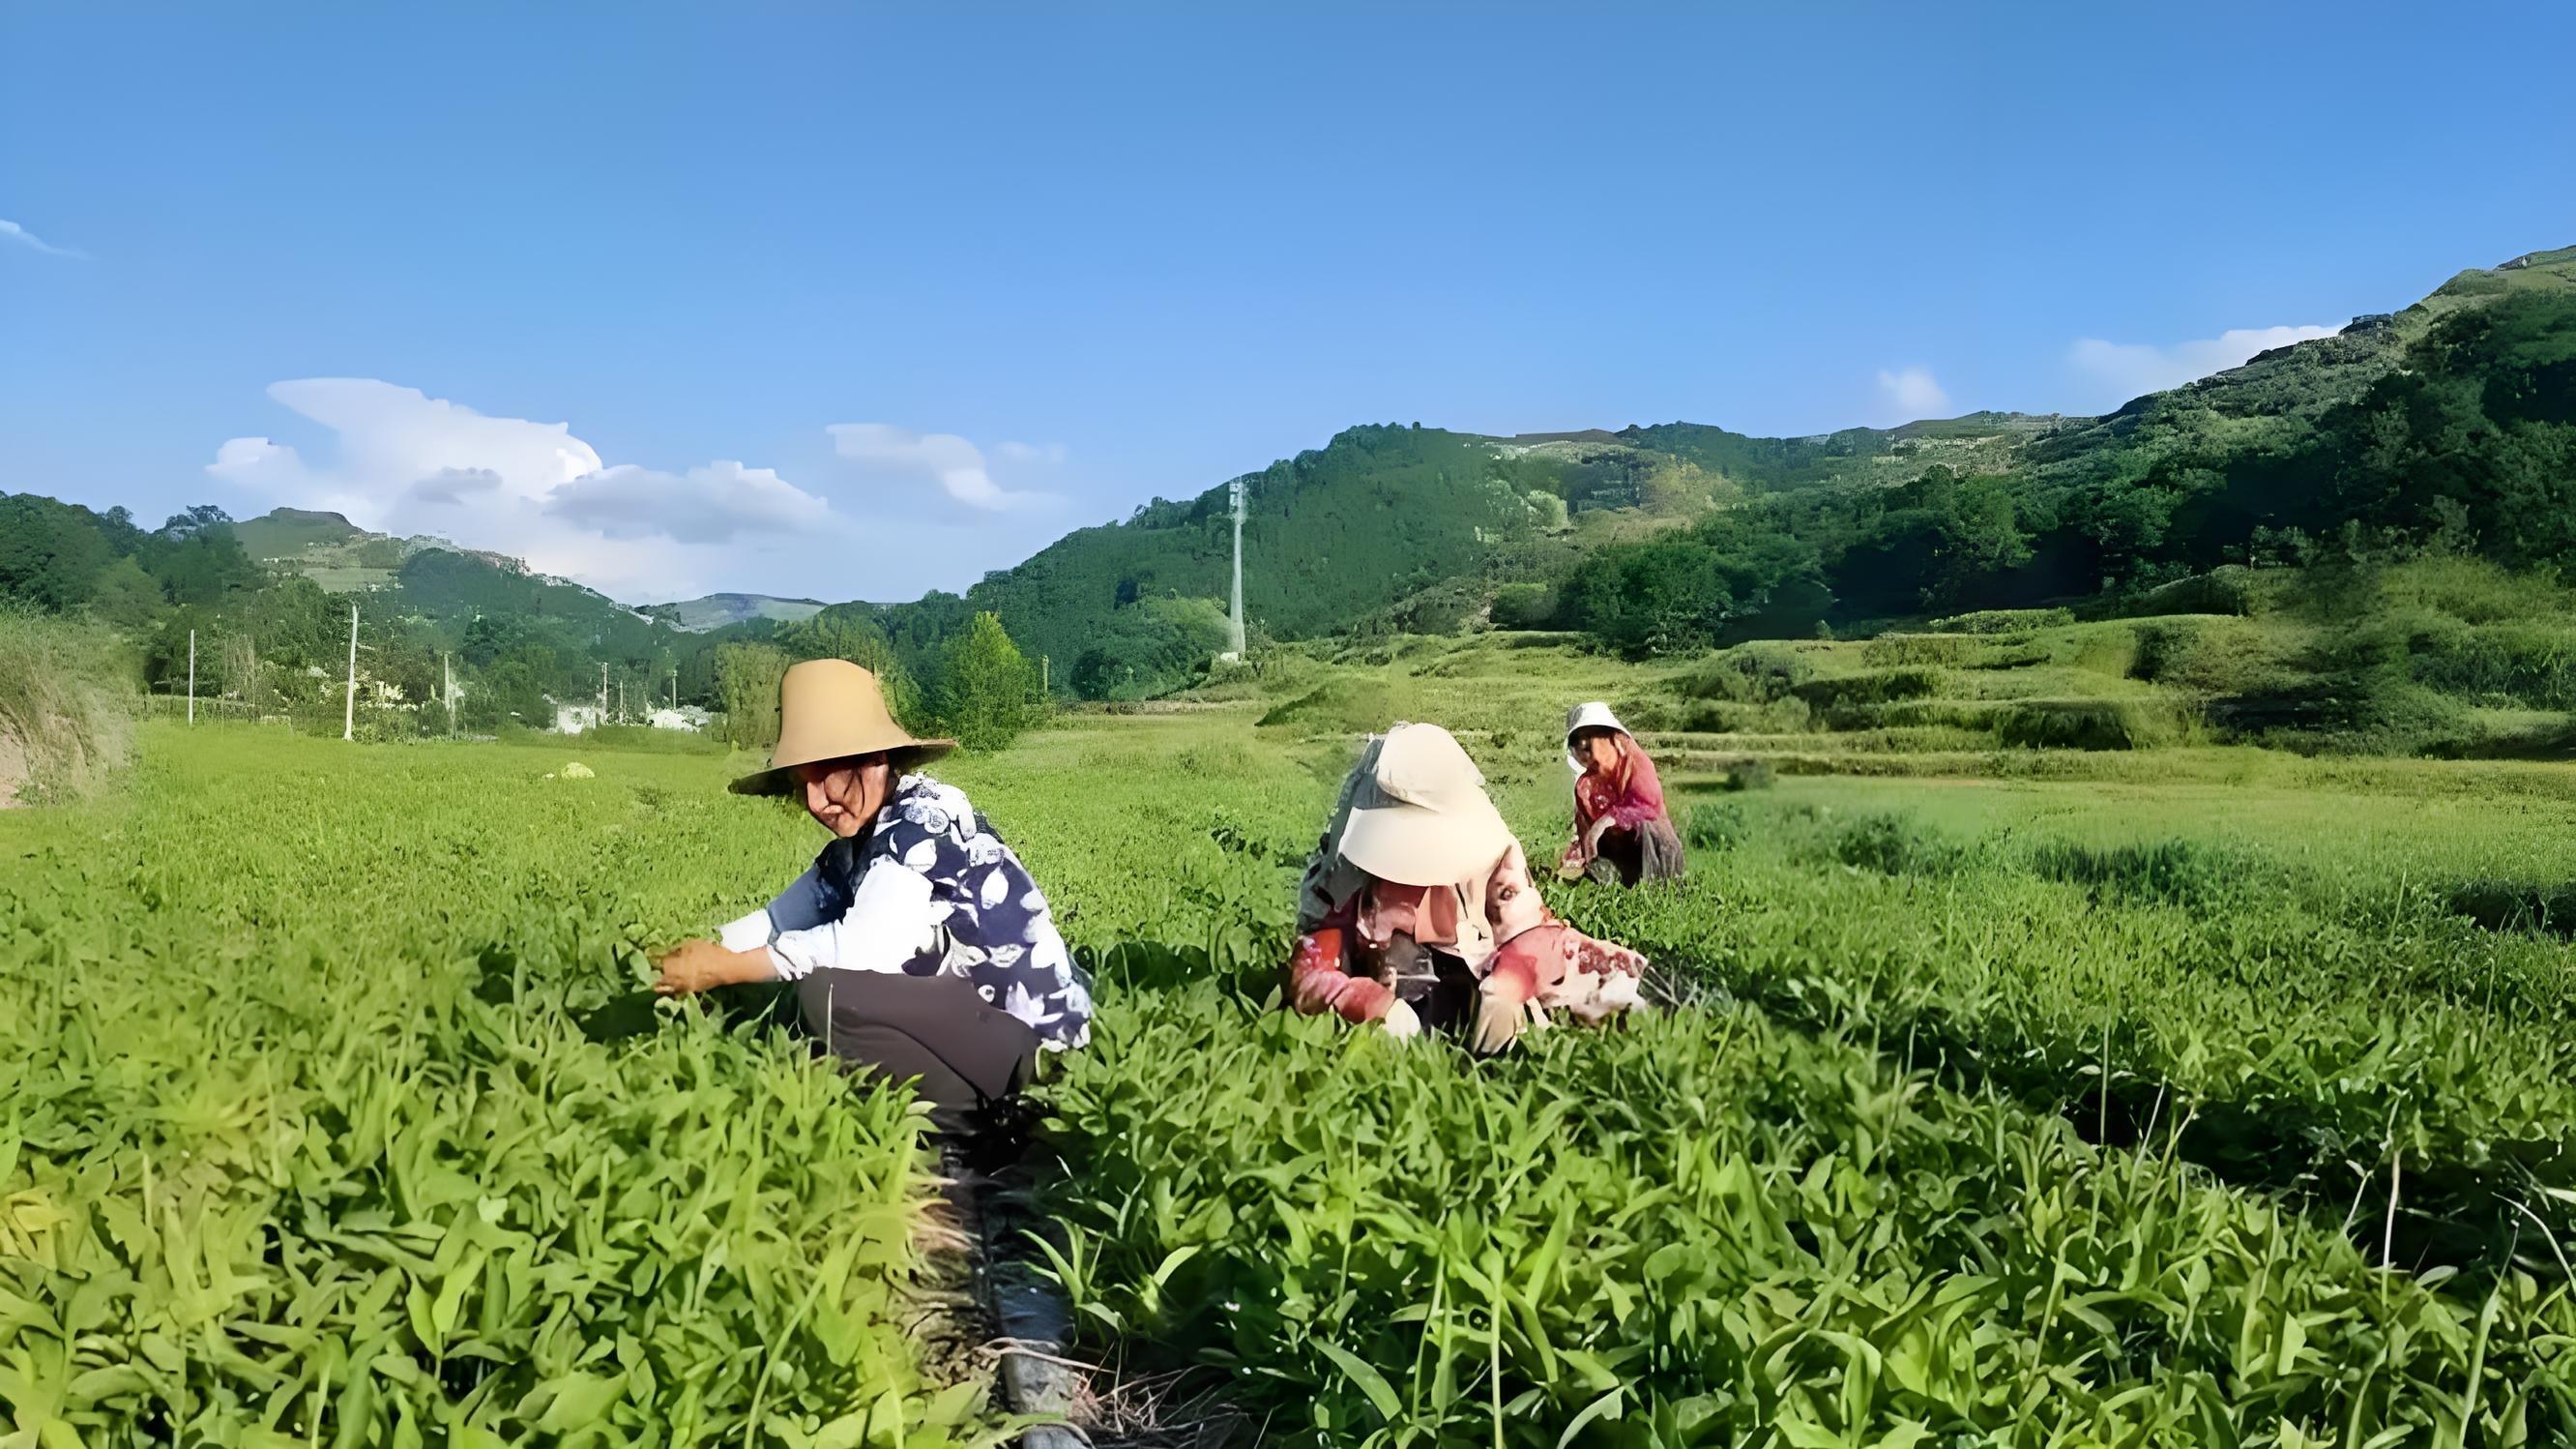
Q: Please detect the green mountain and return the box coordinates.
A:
[229,506,372,557]
[879,244,2573,683]
[9,241,2568,719]
[642,592,828,632]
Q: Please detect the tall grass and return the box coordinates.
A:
[0,606,137,804]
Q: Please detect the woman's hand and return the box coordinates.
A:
[1584,816,1615,854]
[1473,971,1535,1054]
[1555,840,1589,882]
[653,938,771,995]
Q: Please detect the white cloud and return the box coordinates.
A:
[206,378,839,599]
[546,461,830,543]
[828,423,1054,512]
[2068,324,2340,407]
[409,467,505,505]
[0,219,84,259]
[995,440,1068,465]
[1873,367,1952,425]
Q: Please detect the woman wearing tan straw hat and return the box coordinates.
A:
[1286,723,1519,1039]
[1558,700,1685,887]
[650,659,1091,1136]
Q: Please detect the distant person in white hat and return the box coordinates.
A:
[1558,701,1685,886]
[651,660,1091,1137]
[1286,723,1518,1038]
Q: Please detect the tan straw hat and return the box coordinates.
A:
[728,659,955,795]
[1337,723,1515,888]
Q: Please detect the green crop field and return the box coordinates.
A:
[10,693,2576,1445]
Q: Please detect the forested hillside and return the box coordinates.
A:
[833,245,2570,692]
[1553,247,2575,655]
[6,243,2567,728]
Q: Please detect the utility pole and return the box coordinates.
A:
[617,677,625,724]
[187,629,196,724]
[1224,475,1247,661]
[443,652,455,734]
[669,670,677,712]
[342,604,359,742]
[598,663,608,731]
[1041,655,1049,695]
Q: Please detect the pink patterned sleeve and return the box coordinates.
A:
[1609,746,1667,830]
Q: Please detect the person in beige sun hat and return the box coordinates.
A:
[726,655,956,796]
[1286,722,1519,1041]
[653,659,1090,1139]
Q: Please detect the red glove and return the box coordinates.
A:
[1287,927,1395,1024]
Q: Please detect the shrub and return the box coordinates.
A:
[2125,565,2258,617]
[1616,695,1809,735]
[1681,641,1816,703]
[2029,839,2250,907]
[2129,617,2276,693]
[1997,698,2178,751]
[1684,800,1747,850]
[1830,812,1975,875]
[1790,667,1947,710]
[1969,639,2053,669]
[2407,620,2576,709]
[1928,606,2074,635]
[1488,582,1559,631]
[1856,699,2005,731]
[2382,554,2575,625]
[1722,757,1776,791]
[1862,634,1978,667]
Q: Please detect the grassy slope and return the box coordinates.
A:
[0,608,136,804]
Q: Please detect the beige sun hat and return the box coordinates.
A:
[1564,700,1629,774]
[1336,723,1515,888]
[728,659,956,796]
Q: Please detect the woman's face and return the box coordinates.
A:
[1574,730,1620,774]
[800,753,893,839]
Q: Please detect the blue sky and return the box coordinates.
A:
[4,3,2569,604]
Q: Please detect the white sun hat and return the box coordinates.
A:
[1336,722,1515,889]
[1564,700,1630,774]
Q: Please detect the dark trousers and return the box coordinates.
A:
[794,971,1041,1138]
[1376,933,1479,1036]
[1585,816,1688,887]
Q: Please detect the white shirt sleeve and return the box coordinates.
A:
[766,863,939,980]
[716,866,837,952]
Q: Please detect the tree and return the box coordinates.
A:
[715,642,790,750]
[1070,646,1119,701]
[151,527,261,605]
[87,557,165,630]
[157,504,235,538]
[939,611,1037,752]
[776,611,924,729]
[0,494,112,611]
